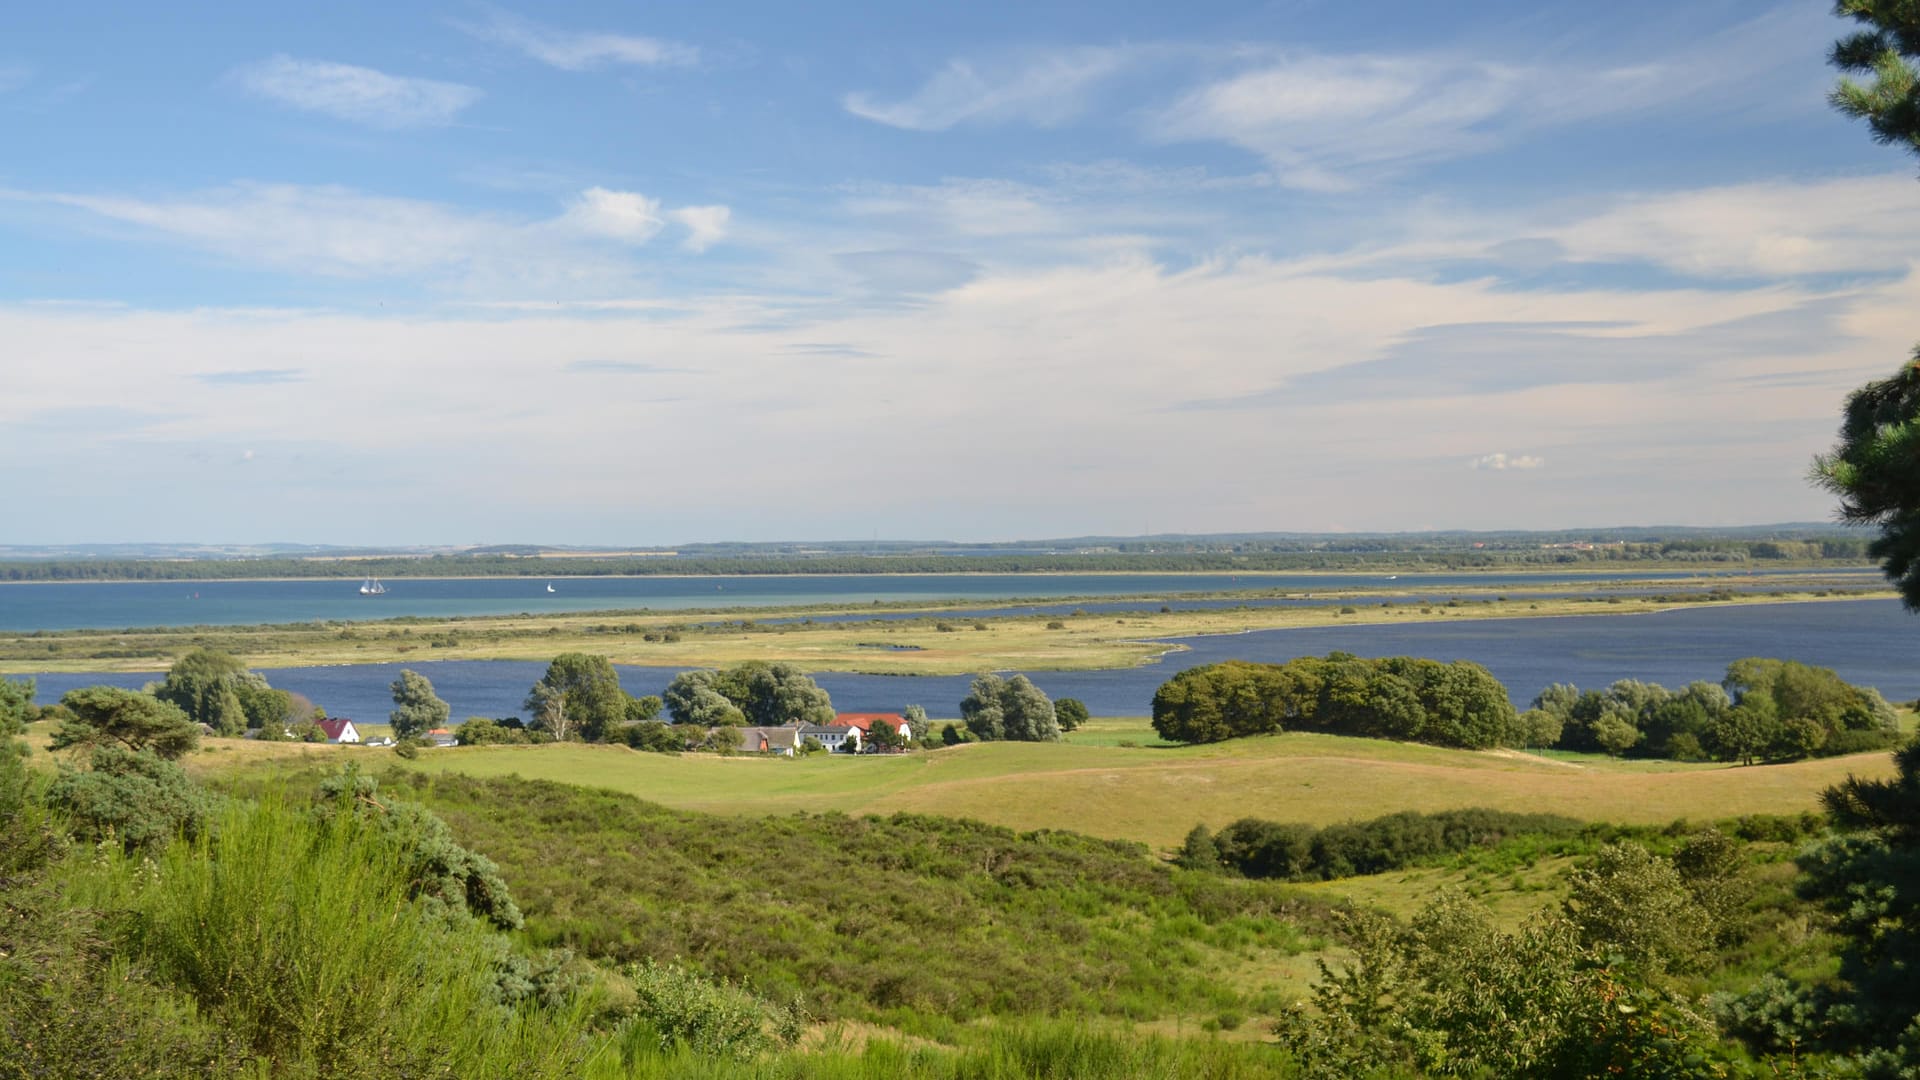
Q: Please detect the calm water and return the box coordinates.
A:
[0,567,1876,632]
[21,599,1917,723]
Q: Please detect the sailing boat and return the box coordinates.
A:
[360,576,387,596]
[546,582,556,593]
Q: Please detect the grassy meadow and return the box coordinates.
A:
[148,716,1896,850]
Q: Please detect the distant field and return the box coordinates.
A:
[166,717,1897,849]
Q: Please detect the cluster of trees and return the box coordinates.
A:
[144,648,323,739]
[663,661,835,728]
[1528,658,1899,763]
[958,674,1062,742]
[1151,655,1515,749]
[1180,808,1586,881]
[519,652,662,743]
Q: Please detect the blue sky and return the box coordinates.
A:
[1,0,1914,544]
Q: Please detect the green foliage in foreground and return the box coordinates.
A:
[332,769,1326,1023]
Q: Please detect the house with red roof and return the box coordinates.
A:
[315,718,361,744]
[834,712,912,740]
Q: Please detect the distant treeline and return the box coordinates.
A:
[0,537,1873,582]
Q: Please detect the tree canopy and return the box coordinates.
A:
[51,686,199,760]
[1152,655,1514,749]
[959,674,1059,742]
[389,669,451,741]
[524,653,628,742]
[663,662,834,728]
[1817,2,1920,605]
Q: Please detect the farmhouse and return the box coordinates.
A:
[798,724,861,753]
[315,718,360,744]
[733,726,802,756]
[426,728,458,748]
[835,712,912,740]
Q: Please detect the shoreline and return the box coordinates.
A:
[0,562,1879,587]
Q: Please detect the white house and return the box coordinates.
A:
[315,719,361,744]
[798,724,861,753]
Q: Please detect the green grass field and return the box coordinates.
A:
[178,717,1897,849]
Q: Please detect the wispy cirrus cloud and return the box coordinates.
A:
[231,55,481,128]
[456,11,697,70]
[845,46,1138,131]
[1147,5,1824,189]
[18,182,732,287]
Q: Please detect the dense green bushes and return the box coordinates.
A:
[1188,809,1586,881]
[1152,655,1514,748]
[340,770,1326,1023]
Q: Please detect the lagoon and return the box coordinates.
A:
[20,599,1917,725]
[0,566,1877,633]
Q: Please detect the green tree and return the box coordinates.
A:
[901,704,929,742]
[51,686,199,760]
[152,648,262,736]
[959,674,1007,740]
[525,653,627,741]
[1563,842,1716,974]
[389,669,451,740]
[1592,713,1641,757]
[626,694,664,723]
[1817,3,1920,605]
[1054,697,1090,732]
[959,674,1060,742]
[1174,823,1221,871]
[713,661,835,727]
[662,669,747,727]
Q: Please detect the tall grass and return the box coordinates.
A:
[61,797,593,1079]
[592,1018,1300,1079]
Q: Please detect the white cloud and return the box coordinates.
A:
[20,182,727,289]
[845,47,1135,131]
[1150,6,1823,189]
[669,205,731,252]
[1470,452,1545,471]
[4,226,1907,539]
[0,64,31,94]
[562,187,665,244]
[1548,175,1920,278]
[231,55,481,128]
[458,11,697,70]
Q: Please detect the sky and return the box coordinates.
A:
[1,0,1915,545]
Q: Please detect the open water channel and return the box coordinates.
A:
[18,598,1918,725]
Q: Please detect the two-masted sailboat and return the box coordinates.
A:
[359,576,387,596]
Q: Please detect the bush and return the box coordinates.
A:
[46,744,214,851]
[617,960,802,1062]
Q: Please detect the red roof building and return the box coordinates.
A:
[315,718,361,744]
[834,712,910,738]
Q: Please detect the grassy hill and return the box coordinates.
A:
[169,718,1896,849]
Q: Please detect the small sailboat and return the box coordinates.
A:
[360,576,386,596]
[546,582,556,593]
